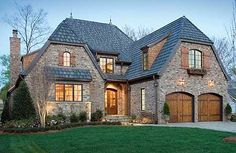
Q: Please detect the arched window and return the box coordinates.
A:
[189,50,202,69]
[63,52,71,67]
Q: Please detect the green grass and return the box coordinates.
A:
[0,126,236,153]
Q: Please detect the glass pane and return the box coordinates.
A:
[63,52,71,67]
[106,58,114,73]
[56,84,64,101]
[143,53,148,70]
[65,85,73,101]
[99,58,106,73]
[141,89,145,110]
[189,50,195,68]
[74,85,82,101]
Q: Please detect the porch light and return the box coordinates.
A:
[177,78,186,86]
[208,80,215,88]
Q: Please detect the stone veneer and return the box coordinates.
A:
[25,43,105,116]
[130,41,229,123]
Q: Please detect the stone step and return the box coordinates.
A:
[104,115,130,122]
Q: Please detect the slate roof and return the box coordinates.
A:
[49,18,134,62]
[228,88,236,102]
[125,16,213,80]
[45,66,92,81]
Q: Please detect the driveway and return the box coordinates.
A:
[134,122,236,133]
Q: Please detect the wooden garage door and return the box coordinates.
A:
[166,93,193,123]
[198,94,222,121]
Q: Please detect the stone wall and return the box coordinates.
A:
[25,43,105,116]
[130,80,156,116]
[158,42,229,122]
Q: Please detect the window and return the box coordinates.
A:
[143,52,148,70]
[141,88,145,111]
[99,57,114,73]
[55,84,82,102]
[189,50,202,69]
[63,52,71,67]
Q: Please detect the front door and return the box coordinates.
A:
[106,89,117,115]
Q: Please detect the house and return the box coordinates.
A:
[8,16,229,123]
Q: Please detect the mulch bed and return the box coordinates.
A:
[223,137,236,143]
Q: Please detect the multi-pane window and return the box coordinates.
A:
[189,50,202,69]
[63,52,71,67]
[143,52,148,70]
[55,84,82,102]
[99,57,114,73]
[141,88,145,111]
[74,85,82,101]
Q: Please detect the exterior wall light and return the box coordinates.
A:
[208,80,215,88]
[177,78,186,86]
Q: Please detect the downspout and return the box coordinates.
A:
[153,75,159,124]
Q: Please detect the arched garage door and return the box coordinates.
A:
[166,92,193,123]
[198,94,222,121]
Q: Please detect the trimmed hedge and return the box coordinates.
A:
[0,122,122,133]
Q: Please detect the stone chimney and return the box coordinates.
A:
[10,30,21,86]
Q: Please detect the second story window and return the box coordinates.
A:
[63,52,71,67]
[143,52,148,70]
[189,50,202,69]
[99,57,114,73]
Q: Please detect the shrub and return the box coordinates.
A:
[163,102,170,116]
[1,99,10,123]
[79,111,87,122]
[91,109,103,122]
[70,113,79,123]
[231,114,236,122]
[12,81,36,120]
[138,112,155,124]
[225,104,232,116]
[46,114,66,126]
[3,118,39,128]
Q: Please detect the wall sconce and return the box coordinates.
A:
[208,80,215,88]
[177,78,186,87]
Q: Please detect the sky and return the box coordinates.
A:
[0,0,234,55]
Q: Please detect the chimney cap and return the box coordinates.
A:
[13,29,18,34]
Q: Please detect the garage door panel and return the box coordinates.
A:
[166,93,193,123]
[198,94,222,122]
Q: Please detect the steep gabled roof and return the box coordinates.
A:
[49,18,134,62]
[125,16,214,80]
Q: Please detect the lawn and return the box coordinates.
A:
[0,126,236,153]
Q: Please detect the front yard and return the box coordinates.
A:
[0,126,236,153]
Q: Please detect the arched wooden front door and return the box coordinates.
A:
[166,92,193,123]
[198,94,222,121]
[106,89,117,115]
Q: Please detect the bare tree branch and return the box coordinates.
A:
[122,25,154,41]
[5,4,51,54]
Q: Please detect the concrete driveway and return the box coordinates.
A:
[135,122,236,133]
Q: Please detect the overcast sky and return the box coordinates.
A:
[0,0,234,55]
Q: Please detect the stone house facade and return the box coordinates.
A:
[8,16,229,123]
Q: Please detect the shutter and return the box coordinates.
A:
[71,53,76,67]
[203,51,211,69]
[181,47,189,69]
[58,52,63,66]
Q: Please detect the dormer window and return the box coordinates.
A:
[63,52,71,67]
[143,52,148,70]
[189,50,202,69]
[100,57,114,73]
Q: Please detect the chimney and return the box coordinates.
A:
[10,29,21,86]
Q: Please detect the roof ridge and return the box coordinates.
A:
[65,18,114,27]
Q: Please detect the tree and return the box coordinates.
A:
[122,25,154,41]
[31,59,50,127]
[5,4,51,54]
[212,37,234,74]
[12,81,36,120]
[226,0,236,78]
[1,98,10,123]
[0,55,10,87]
